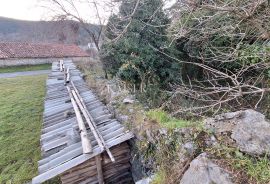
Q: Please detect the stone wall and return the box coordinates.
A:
[0,57,91,67]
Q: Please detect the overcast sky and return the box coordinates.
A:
[0,0,176,23]
[0,0,47,21]
[0,0,115,23]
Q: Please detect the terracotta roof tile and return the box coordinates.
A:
[0,42,89,59]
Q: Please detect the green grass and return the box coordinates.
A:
[151,170,166,184]
[0,75,47,184]
[0,64,51,73]
[146,109,191,129]
[234,153,270,183]
[207,145,270,183]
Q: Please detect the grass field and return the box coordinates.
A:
[0,64,51,73]
[0,75,47,183]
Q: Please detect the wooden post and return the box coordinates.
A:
[66,67,70,83]
[95,155,104,184]
[64,67,67,85]
[60,60,64,72]
[64,67,70,85]
[66,86,92,154]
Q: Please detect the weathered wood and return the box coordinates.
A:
[33,61,134,184]
[66,67,70,83]
[66,86,92,154]
[33,133,133,183]
[60,144,131,184]
[64,67,70,85]
[64,67,67,84]
[95,155,104,184]
[60,60,64,72]
[71,87,115,162]
[71,90,103,148]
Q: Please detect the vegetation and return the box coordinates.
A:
[100,0,270,116]
[146,109,191,129]
[0,75,47,183]
[0,16,99,45]
[236,155,270,183]
[0,64,51,73]
[78,1,270,183]
[101,0,180,87]
[151,170,166,184]
[167,0,270,115]
[206,145,270,183]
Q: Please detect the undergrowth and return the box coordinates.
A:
[146,109,192,129]
[207,145,270,183]
[233,154,270,183]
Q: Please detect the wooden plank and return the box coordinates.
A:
[71,88,115,162]
[67,86,92,154]
[71,90,104,147]
[42,117,75,133]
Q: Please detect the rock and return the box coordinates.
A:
[123,96,135,104]
[205,109,270,155]
[205,135,218,147]
[145,129,155,143]
[183,142,196,155]
[159,128,168,135]
[118,115,129,122]
[180,153,234,184]
[135,175,154,184]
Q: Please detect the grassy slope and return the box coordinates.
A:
[0,75,47,183]
[0,64,51,73]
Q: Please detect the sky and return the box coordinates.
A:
[0,0,176,23]
[0,0,47,21]
[0,0,116,23]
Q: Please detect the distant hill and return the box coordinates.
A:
[0,17,100,45]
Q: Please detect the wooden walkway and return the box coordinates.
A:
[32,60,134,184]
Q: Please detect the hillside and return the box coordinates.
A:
[0,17,100,45]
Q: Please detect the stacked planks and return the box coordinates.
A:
[32,60,134,184]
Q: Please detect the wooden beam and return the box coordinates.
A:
[66,86,92,154]
[71,84,115,162]
[71,81,115,160]
[71,90,104,148]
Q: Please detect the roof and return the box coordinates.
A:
[0,42,89,59]
[32,60,134,183]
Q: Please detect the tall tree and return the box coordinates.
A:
[101,0,180,87]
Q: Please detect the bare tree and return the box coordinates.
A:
[159,0,270,116]
[40,0,119,50]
